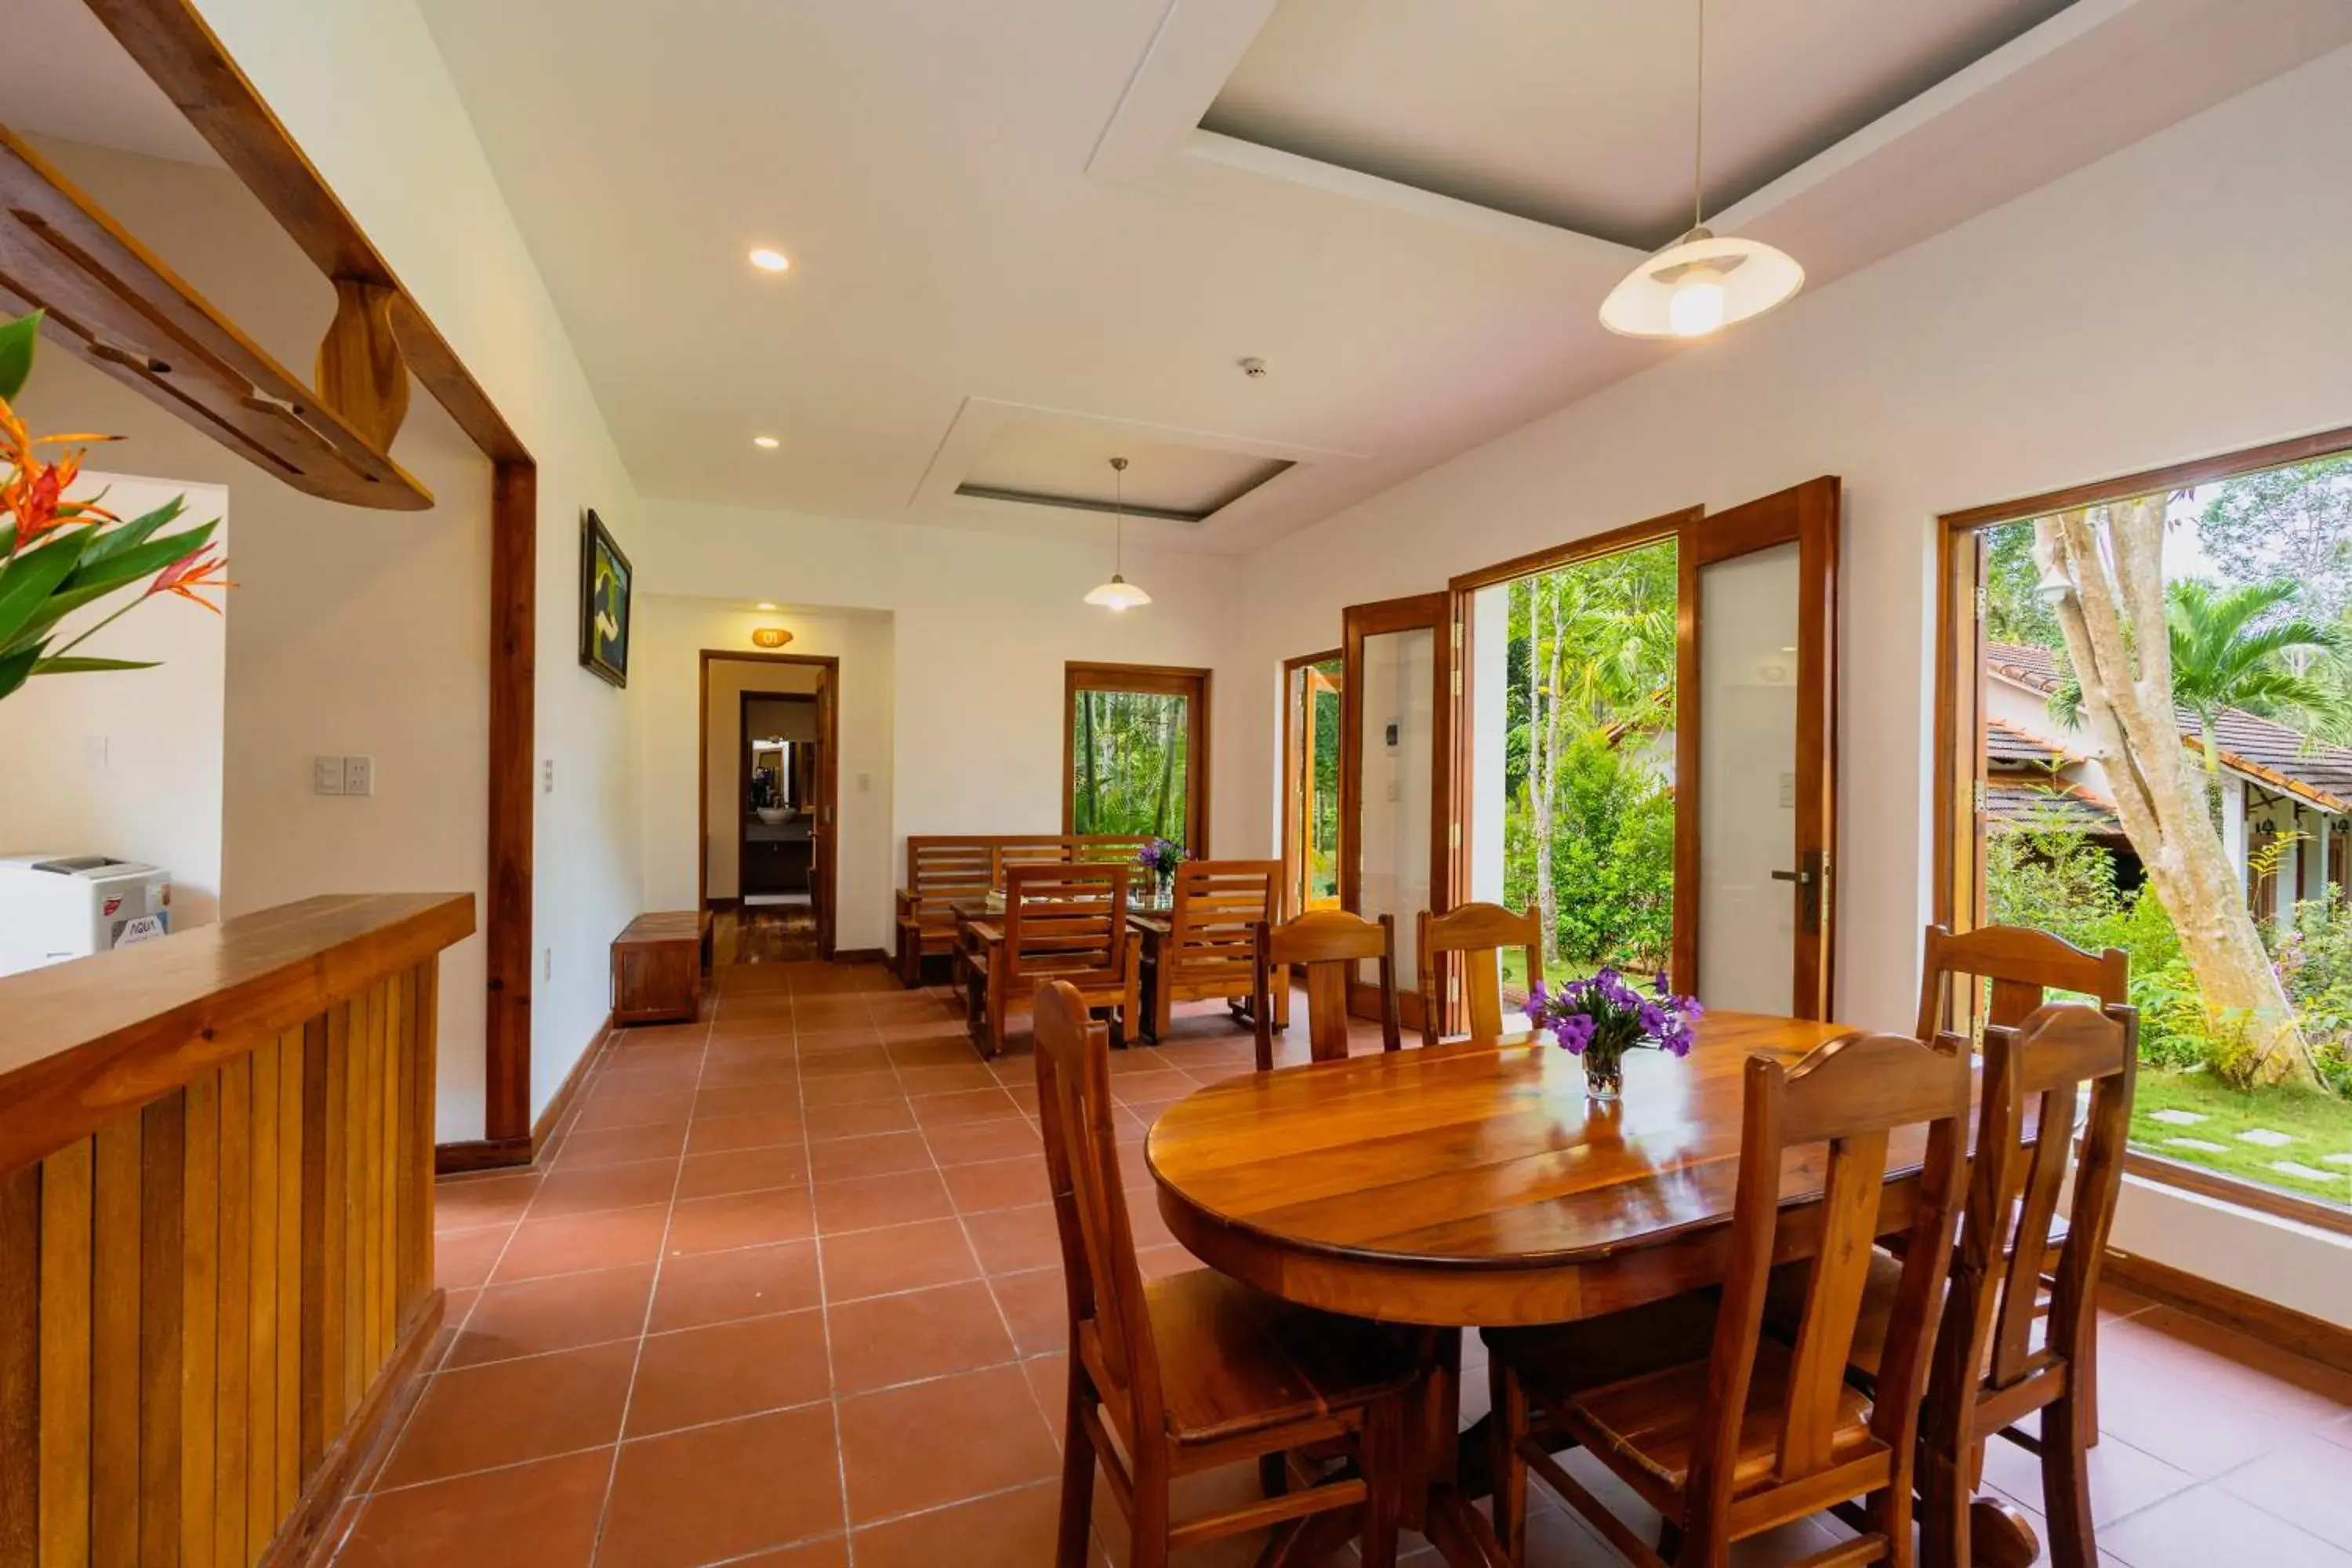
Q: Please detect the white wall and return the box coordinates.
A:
[635,598,896,951]
[8,139,498,1140]
[1229,43,2352,1319]
[0,474,227,929]
[630,503,1243,926]
[188,0,648,1132]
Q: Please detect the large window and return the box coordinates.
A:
[1939,444,2352,1223]
[1064,663,1210,852]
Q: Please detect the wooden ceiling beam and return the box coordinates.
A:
[80,0,532,466]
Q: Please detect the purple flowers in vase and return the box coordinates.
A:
[1134,837,1185,898]
[1527,968,1704,1102]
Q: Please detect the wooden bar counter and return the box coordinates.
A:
[0,891,474,1568]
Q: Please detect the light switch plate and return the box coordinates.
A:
[543,759,556,794]
[313,755,347,795]
[343,756,375,797]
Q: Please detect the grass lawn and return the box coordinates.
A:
[2131,1068,2352,1207]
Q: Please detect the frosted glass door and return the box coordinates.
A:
[1675,477,1838,1020]
[1697,545,1801,1011]
[1356,627,1435,989]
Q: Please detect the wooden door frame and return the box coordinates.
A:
[78,0,546,1167]
[1339,593,1452,1030]
[1062,662,1213,855]
[698,652,840,961]
[1673,477,1842,1017]
[1281,649,1343,919]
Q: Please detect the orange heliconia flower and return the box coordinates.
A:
[1,391,121,549]
[148,546,234,614]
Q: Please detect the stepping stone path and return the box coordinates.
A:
[2268,1161,2346,1184]
[2163,1138,2227,1153]
[2147,1109,2207,1126]
[2235,1128,2296,1148]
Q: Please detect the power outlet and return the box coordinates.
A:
[542,948,553,982]
[343,756,375,797]
[313,755,347,795]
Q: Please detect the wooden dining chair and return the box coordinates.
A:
[1250,909,1402,1071]
[1485,1030,1973,1568]
[1911,922,2126,1441]
[1843,1002,2136,1568]
[968,861,1138,1058]
[1142,859,1283,1040]
[1415,902,1543,1046]
[1031,980,1419,1568]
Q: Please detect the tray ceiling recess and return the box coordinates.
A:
[0,126,431,510]
[914,399,1357,533]
[1197,0,2080,253]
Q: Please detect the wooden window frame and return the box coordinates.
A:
[1062,662,1213,855]
[1281,649,1344,919]
[1933,423,2352,1234]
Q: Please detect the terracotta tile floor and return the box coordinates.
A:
[329,959,2352,1568]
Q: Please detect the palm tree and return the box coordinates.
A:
[2053,579,2347,800]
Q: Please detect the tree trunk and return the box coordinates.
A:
[2034,502,2316,1086]
[1532,580,1568,968]
[1150,699,1180,840]
[1077,691,1099,833]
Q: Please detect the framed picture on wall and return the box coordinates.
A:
[579,509,632,687]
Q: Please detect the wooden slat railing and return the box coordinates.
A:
[0,892,474,1568]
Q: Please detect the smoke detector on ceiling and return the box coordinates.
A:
[1238,356,1267,379]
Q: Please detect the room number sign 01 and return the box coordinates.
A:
[750,627,793,648]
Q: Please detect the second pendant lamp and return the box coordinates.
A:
[1599,0,1804,340]
[1083,456,1152,611]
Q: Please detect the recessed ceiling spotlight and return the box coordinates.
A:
[756,602,778,611]
[753,435,780,448]
[748,248,790,274]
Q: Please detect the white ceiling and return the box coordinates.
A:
[1203,0,2079,250]
[8,0,2351,553]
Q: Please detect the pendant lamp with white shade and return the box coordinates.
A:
[1599,0,1804,340]
[1084,456,1152,611]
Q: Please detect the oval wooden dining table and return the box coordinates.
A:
[1146,1011,2027,1568]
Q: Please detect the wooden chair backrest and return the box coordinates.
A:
[1033,980,1162,1454]
[1004,862,1131,989]
[1167,860,1281,984]
[1695,1032,1971,1545]
[1416,902,1543,1046]
[902,834,1156,913]
[1933,1001,2136,1425]
[902,839,996,920]
[1915,923,2127,1040]
[1251,909,1400,1069]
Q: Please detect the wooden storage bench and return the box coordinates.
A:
[612,909,710,1024]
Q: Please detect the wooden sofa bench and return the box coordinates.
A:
[895,833,1149,985]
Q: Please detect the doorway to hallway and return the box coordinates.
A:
[698,651,840,961]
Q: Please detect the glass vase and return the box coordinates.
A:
[1583,1049,1625,1103]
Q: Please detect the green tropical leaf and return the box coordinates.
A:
[76,497,187,568]
[32,655,160,675]
[0,312,38,403]
[0,641,41,701]
[59,518,214,594]
[0,533,94,652]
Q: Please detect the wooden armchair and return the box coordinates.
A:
[1250,909,1400,1071]
[1140,859,1282,1041]
[964,861,1138,1058]
[1416,902,1543,1046]
[1031,980,1418,1568]
[1485,1030,1972,1568]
